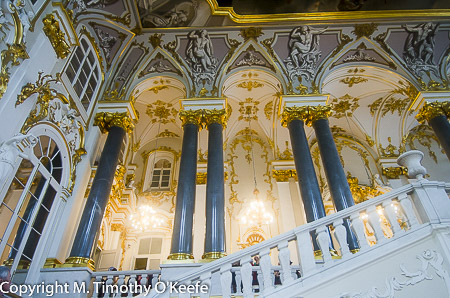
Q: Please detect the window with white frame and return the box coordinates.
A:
[134,237,163,270]
[143,151,174,192]
[64,36,101,111]
[0,133,65,278]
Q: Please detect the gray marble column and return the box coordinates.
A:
[65,112,132,269]
[203,110,227,260]
[417,102,450,161]
[310,107,359,251]
[168,110,201,260]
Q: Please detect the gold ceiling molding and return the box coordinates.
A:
[339,76,368,87]
[157,129,179,138]
[379,137,400,158]
[42,13,70,59]
[276,141,293,160]
[146,100,178,124]
[149,33,164,49]
[205,0,450,23]
[238,97,259,121]
[239,27,263,41]
[401,124,443,164]
[330,94,360,119]
[237,80,264,91]
[352,23,379,39]
[264,101,273,120]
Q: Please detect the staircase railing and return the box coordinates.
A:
[157,180,450,297]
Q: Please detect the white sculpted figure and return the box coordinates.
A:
[288,25,327,69]
[0,134,37,182]
[403,22,439,65]
[186,29,217,72]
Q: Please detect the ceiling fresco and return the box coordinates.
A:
[217,0,450,14]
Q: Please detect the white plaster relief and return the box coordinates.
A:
[337,250,450,298]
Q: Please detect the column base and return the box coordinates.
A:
[2,259,30,269]
[61,257,95,271]
[200,252,227,262]
[167,253,194,261]
[314,249,341,260]
[43,258,63,268]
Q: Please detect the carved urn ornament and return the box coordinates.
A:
[397,150,427,179]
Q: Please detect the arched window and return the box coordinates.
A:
[143,151,175,192]
[0,133,66,279]
[63,36,101,112]
[151,159,171,190]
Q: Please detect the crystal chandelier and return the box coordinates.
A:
[240,109,274,226]
[129,205,164,231]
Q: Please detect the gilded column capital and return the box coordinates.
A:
[94,112,134,134]
[281,106,309,127]
[281,105,331,127]
[309,105,332,124]
[416,101,450,123]
[179,109,203,127]
[272,169,297,182]
[203,108,228,128]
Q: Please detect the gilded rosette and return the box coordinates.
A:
[280,106,309,127]
[94,112,134,133]
[179,109,203,127]
[416,101,450,123]
[203,108,228,128]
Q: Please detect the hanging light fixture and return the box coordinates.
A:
[129,205,165,231]
[240,107,274,226]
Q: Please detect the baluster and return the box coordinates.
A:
[333,219,351,258]
[257,268,263,292]
[278,240,294,284]
[220,264,232,298]
[200,273,212,298]
[240,256,253,298]
[235,268,242,295]
[367,205,386,244]
[141,274,148,292]
[260,247,273,294]
[117,274,126,295]
[382,200,403,236]
[316,226,332,263]
[127,274,136,297]
[152,274,159,289]
[94,276,103,298]
[398,193,419,228]
[295,229,316,276]
[105,274,114,296]
[350,213,369,251]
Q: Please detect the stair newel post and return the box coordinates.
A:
[333,219,351,258]
[278,240,294,284]
[220,263,232,298]
[382,200,403,236]
[295,229,316,276]
[398,193,419,228]
[316,226,332,263]
[260,247,273,294]
[240,256,253,298]
[350,213,369,251]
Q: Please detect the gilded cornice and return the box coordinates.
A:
[281,105,331,127]
[416,101,450,123]
[94,112,134,134]
[42,14,70,59]
[203,108,228,128]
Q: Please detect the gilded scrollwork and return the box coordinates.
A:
[272,169,297,182]
[382,166,407,179]
[42,14,70,59]
[238,98,259,121]
[146,100,178,124]
[330,94,360,118]
[281,105,331,127]
[179,109,203,127]
[16,72,86,192]
[352,23,378,39]
[402,124,443,163]
[203,108,228,127]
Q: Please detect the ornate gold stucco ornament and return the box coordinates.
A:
[42,14,70,59]
[16,71,86,193]
[281,105,331,127]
